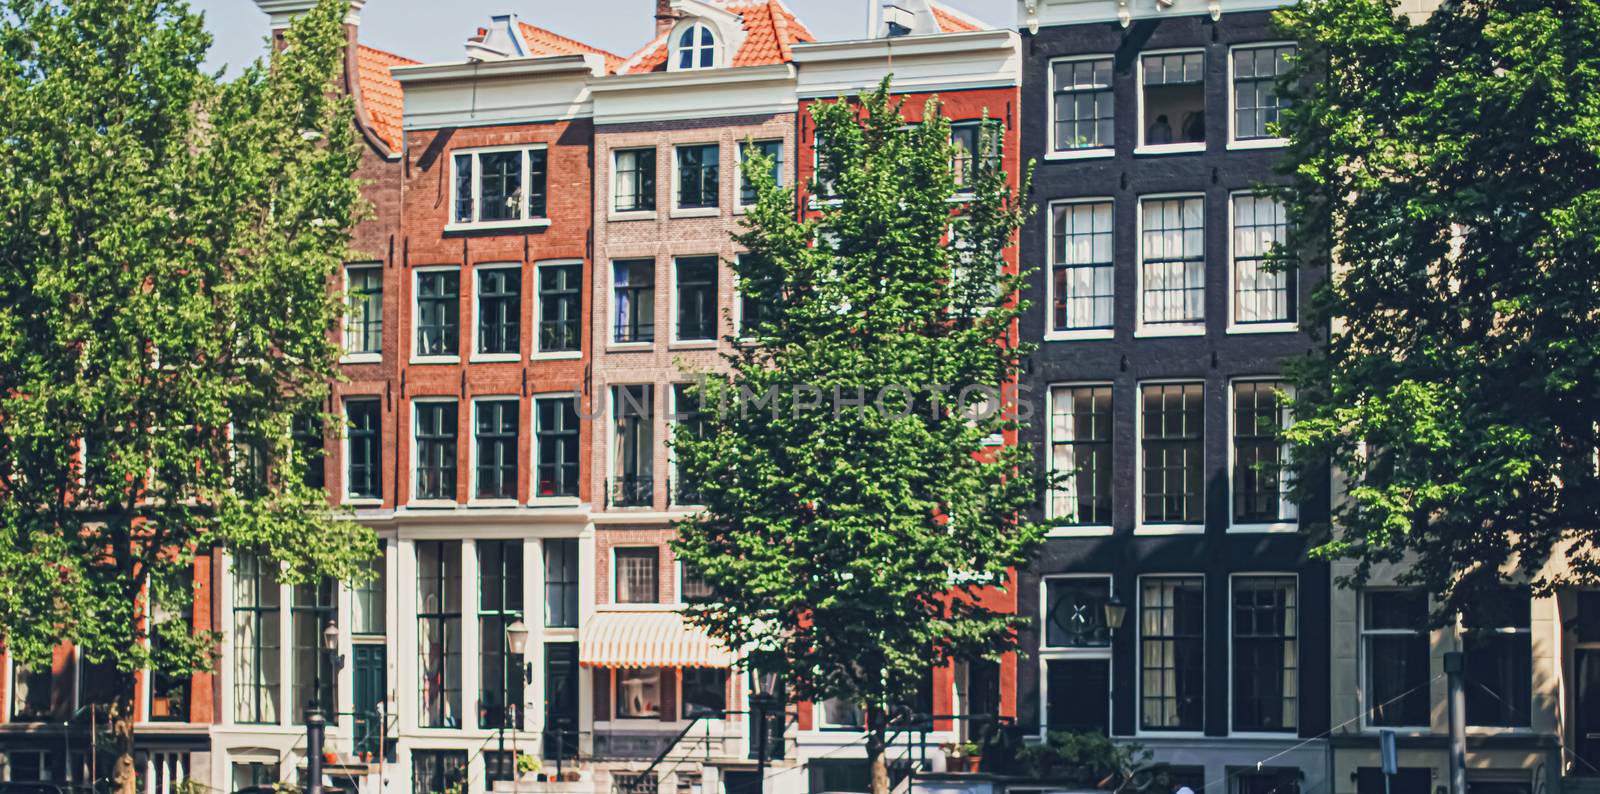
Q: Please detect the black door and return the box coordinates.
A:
[1577,649,1600,775]
[1045,658,1110,733]
[352,643,386,758]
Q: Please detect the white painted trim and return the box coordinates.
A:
[1025,0,1298,32]
[1044,380,1116,528]
[409,396,461,507]
[1226,42,1297,147]
[468,395,520,505]
[529,392,582,503]
[392,55,600,85]
[1133,572,1208,737]
[1047,54,1116,157]
[533,258,584,357]
[670,254,721,344]
[1036,573,1116,738]
[412,265,462,364]
[610,145,659,217]
[446,144,551,231]
[667,19,728,72]
[1047,526,1114,538]
[1136,48,1207,153]
[1225,377,1298,532]
[341,395,385,505]
[1356,587,1432,733]
[672,142,723,212]
[1226,190,1299,333]
[1226,571,1301,736]
[1044,149,1116,162]
[1134,192,1207,334]
[1045,197,1117,338]
[790,29,1018,62]
[469,262,523,361]
[1134,378,1207,531]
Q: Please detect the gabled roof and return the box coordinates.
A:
[928,2,987,32]
[623,0,814,74]
[517,20,626,74]
[354,44,417,153]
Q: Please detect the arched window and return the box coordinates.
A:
[674,21,719,70]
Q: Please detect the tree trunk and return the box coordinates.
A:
[866,705,891,794]
[111,677,138,794]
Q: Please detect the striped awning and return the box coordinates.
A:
[579,610,733,669]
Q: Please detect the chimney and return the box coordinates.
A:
[255,0,367,33]
[655,0,678,38]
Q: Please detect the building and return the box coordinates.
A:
[1012,0,1332,791]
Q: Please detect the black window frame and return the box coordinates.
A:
[614,546,660,605]
[417,540,463,729]
[345,398,382,501]
[473,398,518,501]
[683,667,728,719]
[739,140,784,206]
[232,551,281,725]
[1463,589,1532,728]
[414,401,459,502]
[1233,380,1295,526]
[1142,382,1205,525]
[1052,56,1115,152]
[535,396,580,499]
[1231,575,1299,733]
[676,143,720,210]
[345,264,383,356]
[416,269,461,358]
[1044,576,1112,649]
[1232,44,1296,142]
[290,577,337,725]
[950,120,1002,192]
[613,259,656,344]
[476,266,521,357]
[478,539,525,730]
[1140,576,1205,732]
[1362,589,1431,728]
[537,262,582,353]
[1051,200,1115,332]
[544,539,579,629]
[612,384,654,507]
[1049,384,1114,527]
[411,750,467,794]
[1141,51,1207,147]
[614,147,657,213]
[674,256,718,341]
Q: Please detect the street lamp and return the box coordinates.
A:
[749,669,781,794]
[307,620,339,794]
[1102,595,1127,633]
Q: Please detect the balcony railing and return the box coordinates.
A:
[609,475,654,507]
[614,322,655,344]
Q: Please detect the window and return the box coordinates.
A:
[615,547,660,604]
[1237,770,1302,794]
[544,539,579,628]
[820,698,864,730]
[1233,45,1295,141]
[615,148,657,213]
[232,762,277,792]
[417,540,462,728]
[1049,385,1113,526]
[150,601,193,721]
[677,144,720,210]
[613,260,656,344]
[1053,57,1114,152]
[352,552,385,636]
[613,385,654,507]
[1233,195,1295,325]
[681,561,715,603]
[740,140,783,205]
[616,667,662,718]
[737,256,772,338]
[1140,197,1205,327]
[416,269,460,358]
[1051,201,1115,332]
[293,412,325,490]
[538,262,582,353]
[479,540,524,730]
[1142,52,1205,147]
[414,401,458,501]
[1141,577,1204,731]
[345,399,382,501]
[672,384,710,505]
[950,122,1001,191]
[1044,577,1111,648]
[1362,590,1430,727]
[345,264,382,356]
[411,751,466,794]
[477,266,520,356]
[675,256,718,341]
[484,752,518,787]
[452,147,548,226]
[473,398,518,501]
[291,578,336,724]
[535,396,580,499]
[673,22,719,70]
[1233,381,1296,525]
[1046,658,1111,733]
[232,552,280,724]
[1142,383,1204,525]
[683,668,727,718]
[1232,576,1298,733]
[10,662,50,721]
[544,643,580,759]
[1463,589,1532,727]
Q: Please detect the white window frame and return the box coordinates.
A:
[1045,382,1115,536]
[1226,42,1296,150]
[1134,573,1207,739]
[1047,54,1117,161]
[609,258,658,349]
[409,396,461,507]
[672,142,723,217]
[470,263,523,364]
[669,20,724,72]
[1134,193,1208,338]
[341,262,384,364]
[736,139,784,209]
[529,392,582,507]
[610,146,659,220]
[468,395,520,507]
[1226,378,1298,533]
[446,143,552,232]
[1226,191,1297,335]
[1135,48,1208,156]
[1037,573,1115,739]
[533,259,584,360]
[610,545,663,608]
[1227,572,1300,738]
[607,383,656,511]
[1134,379,1207,535]
[1357,588,1432,733]
[341,396,383,507]
[1045,197,1117,341]
[411,265,462,365]
[670,255,721,346]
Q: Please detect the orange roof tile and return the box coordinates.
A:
[517,21,626,74]
[929,2,986,33]
[354,44,417,153]
[624,0,813,74]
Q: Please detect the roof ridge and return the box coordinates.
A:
[516,19,625,72]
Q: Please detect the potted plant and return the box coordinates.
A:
[516,753,541,778]
[1016,731,1151,789]
[959,741,983,772]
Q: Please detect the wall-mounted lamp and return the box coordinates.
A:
[1103,595,1128,632]
[506,618,534,683]
[323,620,345,670]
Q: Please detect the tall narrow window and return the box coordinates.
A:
[544,539,579,628]
[950,122,1001,191]
[1052,201,1115,331]
[1233,381,1296,525]
[414,401,459,501]
[474,398,518,501]
[10,664,50,721]
[293,412,325,490]
[615,547,660,604]
[538,262,582,353]
[477,267,521,356]
[1141,577,1204,731]
[739,140,783,205]
[345,399,382,501]
[672,384,710,505]
[416,270,460,357]
[1233,45,1295,141]
[291,578,336,724]
[1049,385,1113,526]
[478,540,524,730]
[1232,576,1298,732]
[232,552,280,724]
[614,148,657,213]
[675,256,718,341]
[1362,590,1430,727]
[1141,197,1205,327]
[417,540,462,728]
[1233,195,1295,325]
[613,260,656,344]
[1142,383,1204,525]
[352,552,386,636]
[613,385,654,507]
[1142,52,1205,147]
[1053,57,1114,151]
[677,144,720,210]
[345,265,383,356]
[1464,590,1532,727]
[150,600,193,721]
[535,396,580,499]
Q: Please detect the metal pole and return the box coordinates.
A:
[755,699,769,794]
[1444,651,1467,794]
[306,703,327,794]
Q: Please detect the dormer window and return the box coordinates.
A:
[673,21,720,70]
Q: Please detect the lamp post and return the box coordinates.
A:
[505,619,536,782]
[307,620,340,794]
[749,670,780,794]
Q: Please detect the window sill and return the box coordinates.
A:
[671,207,721,219]
[669,340,718,350]
[1044,328,1115,342]
[1047,525,1114,538]
[407,499,460,509]
[410,355,462,365]
[1227,138,1287,151]
[1044,148,1115,161]
[1132,729,1209,740]
[468,499,520,509]
[532,350,583,361]
[610,210,658,222]
[444,218,551,233]
[1230,730,1300,739]
[1227,322,1298,335]
[1133,326,1205,338]
[341,352,382,365]
[344,498,384,508]
[1134,524,1205,536]
[607,342,655,352]
[529,496,581,507]
[469,353,521,364]
[1227,522,1299,534]
[1356,726,1431,736]
[1134,143,1205,156]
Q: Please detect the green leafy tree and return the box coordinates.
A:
[1275,0,1600,614]
[0,0,375,789]
[671,82,1043,794]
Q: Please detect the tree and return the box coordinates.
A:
[1275,0,1600,616]
[0,1,376,790]
[671,82,1043,794]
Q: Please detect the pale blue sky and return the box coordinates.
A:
[190,0,1013,75]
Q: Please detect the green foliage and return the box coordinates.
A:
[1274,0,1600,614]
[515,753,541,776]
[670,78,1044,772]
[0,0,374,702]
[1015,731,1150,787]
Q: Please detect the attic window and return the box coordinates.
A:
[672,21,720,70]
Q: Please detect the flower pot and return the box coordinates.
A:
[964,755,982,773]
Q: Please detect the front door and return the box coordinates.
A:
[352,643,386,759]
[1577,649,1600,775]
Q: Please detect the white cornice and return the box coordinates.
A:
[1018,0,1294,29]
[589,63,797,126]
[792,29,1021,98]
[396,55,599,130]
[391,53,602,85]
[790,29,1018,63]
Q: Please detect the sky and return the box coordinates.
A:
[189,0,1014,75]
